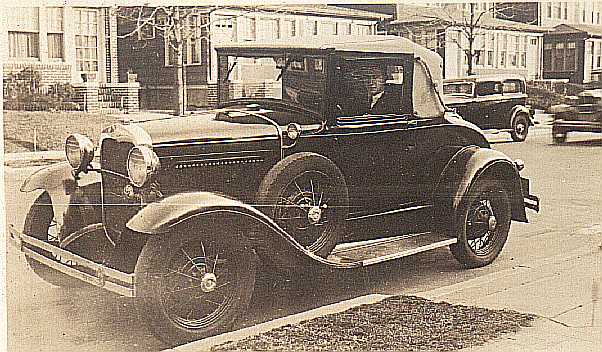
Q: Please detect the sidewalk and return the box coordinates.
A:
[170,226,601,352]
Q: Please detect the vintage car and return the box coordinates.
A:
[442,75,535,142]
[9,37,539,346]
[550,88,602,143]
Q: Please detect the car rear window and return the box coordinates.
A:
[475,81,501,96]
[502,79,524,94]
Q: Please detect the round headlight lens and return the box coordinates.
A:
[65,134,94,171]
[127,146,159,187]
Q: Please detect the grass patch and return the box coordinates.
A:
[214,296,536,352]
[3,110,125,153]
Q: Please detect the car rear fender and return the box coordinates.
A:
[511,105,533,126]
[126,192,349,270]
[433,146,527,233]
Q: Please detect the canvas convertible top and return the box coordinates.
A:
[216,35,444,83]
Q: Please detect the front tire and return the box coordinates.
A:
[553,133,567,144]
[450,179,512,268]
[510,114,529,142]
[135,231,257,346]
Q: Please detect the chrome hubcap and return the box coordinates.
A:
[200,272,217,293]
[307,206,322,224]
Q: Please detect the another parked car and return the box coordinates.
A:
[9,37,539,346]
[442,75,534,142]
[550,89,602,143]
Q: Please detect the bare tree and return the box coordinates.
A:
[116,5,293,115]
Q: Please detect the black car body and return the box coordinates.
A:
[442,75,534,142]
[550,89,602,143]
[10,37,539,346]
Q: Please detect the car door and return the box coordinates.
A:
[328,56,416,217]
[474,80,504,129]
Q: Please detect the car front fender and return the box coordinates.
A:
[20,162,102,237]
[511,105,533,126]
[126,192,359,270]
[433,146,528,234]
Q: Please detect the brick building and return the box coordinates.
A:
[1,5,118,85]
[117,5,389,110]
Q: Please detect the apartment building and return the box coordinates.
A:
[1,5,118,85]
[388,4,546,79]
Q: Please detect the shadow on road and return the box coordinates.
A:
[549,138,602,147]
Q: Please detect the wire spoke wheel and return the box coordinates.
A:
[257,153,349,259]
[276,170,336,252]
[450,179,511,268]
[159,240,235,330]
[136,231,256,346]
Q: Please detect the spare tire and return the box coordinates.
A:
[257,152,349,257]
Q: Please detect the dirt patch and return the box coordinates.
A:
[213,296,536,352]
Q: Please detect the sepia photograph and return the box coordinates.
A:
[1,0,600,351]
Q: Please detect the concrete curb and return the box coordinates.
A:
[168,294,391,352]
[3,150,64,163]
[166,242,596,352]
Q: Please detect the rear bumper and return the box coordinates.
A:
[8,224,136,297]
[521,177,540,212]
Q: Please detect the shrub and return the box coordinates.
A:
[3,67,80,111]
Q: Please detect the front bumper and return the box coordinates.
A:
[521,177,540,212]
[8,224,136,297]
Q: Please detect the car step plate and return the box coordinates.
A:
[327,232,457,266]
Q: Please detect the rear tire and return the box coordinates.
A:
[135,231,257,346]
[450,179,511,268]
[510,114,529,142]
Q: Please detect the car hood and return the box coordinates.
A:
[102,109,279,147]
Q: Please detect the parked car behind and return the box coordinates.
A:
[442,75,534,142]
[9,37,539,346]
[550,89,602,143]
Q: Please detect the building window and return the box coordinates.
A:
[285,19,296,37]
[46,7,64,59]
[75,9,99,73]
[554,2,561,19]
[347,23,352,35]
[563,2,568,20]
[546,2,552,18]
[312,20,318,35]
[247,17,256,41]
[7,7,39,59]
[334,22,339,35]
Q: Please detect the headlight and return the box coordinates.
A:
[65,134,94,171]
[127,146,159,187]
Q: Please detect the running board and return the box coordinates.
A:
[327,232,457,267]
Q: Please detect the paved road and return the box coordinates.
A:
[4,127,601,352]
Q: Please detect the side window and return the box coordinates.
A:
[502,79,524,94]
[413,59,445,118]
[336,60,408,117]
[475,81,502,96]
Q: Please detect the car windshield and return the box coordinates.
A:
[443,82,473,96]
[218,53,327,113]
